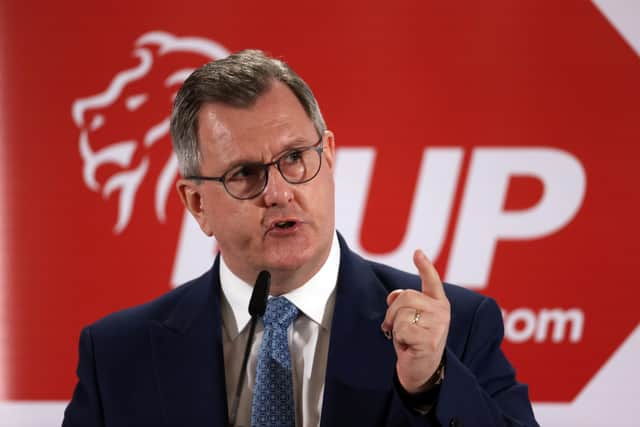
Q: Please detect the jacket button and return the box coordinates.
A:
[449,417,462,427]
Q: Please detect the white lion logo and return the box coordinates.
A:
[71,31,229,233]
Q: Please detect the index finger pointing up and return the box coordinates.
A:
[413,249,446,300]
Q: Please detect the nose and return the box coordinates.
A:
[262,164,294,207]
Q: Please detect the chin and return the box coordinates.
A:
[257,230,331,276]
[265,253,311,272]
[261,245,320,275]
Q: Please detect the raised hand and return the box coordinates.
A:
[381,250,451,393]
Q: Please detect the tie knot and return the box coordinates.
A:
[262,296,298,329]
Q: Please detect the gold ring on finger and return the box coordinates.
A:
[411,310,421,325]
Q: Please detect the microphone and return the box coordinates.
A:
[249,270,271,317]
[228,270,271,427]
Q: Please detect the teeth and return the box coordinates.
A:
[276,221,293,228]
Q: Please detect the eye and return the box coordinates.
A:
[227,164,263,182]
[125,93,148,111]
[282,149,304,164]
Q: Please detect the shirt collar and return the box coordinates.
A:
[220,232,340,339]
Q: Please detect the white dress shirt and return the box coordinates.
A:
[220,233,340,427]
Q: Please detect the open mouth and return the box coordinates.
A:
[275,220,296,229]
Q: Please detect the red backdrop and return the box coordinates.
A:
[1,0,639,424]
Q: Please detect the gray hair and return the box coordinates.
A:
[170,49,327,177]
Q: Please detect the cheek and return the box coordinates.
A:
[306,174,335,226]
[205,198,257,238]
[317,172,335,208]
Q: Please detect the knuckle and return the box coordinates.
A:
[396,289,416,304]
[383,308,396,325]
[383,312,395,328]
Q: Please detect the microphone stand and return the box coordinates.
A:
[228,270,271,427]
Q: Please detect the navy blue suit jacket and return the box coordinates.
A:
[63,235,538,426]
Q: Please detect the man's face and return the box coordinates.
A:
[177,81,336,291]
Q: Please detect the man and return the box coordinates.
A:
[63,50,538,426]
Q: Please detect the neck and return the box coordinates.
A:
[265,267,322,296]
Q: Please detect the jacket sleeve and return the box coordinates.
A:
[62,326,105,427]
[391,297,539,427]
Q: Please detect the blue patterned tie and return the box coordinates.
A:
[251,296,299,427]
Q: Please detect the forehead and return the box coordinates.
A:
[196,81,316,164]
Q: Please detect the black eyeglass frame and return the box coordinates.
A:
[185,135,325,200]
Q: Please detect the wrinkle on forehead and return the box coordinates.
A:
[197,82,316,170]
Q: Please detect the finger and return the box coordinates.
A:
[392,310,427,347]
[381,290,434,331]
[395,306,424,330]
[391,307,443,351]
[382,290,412,335]
[382,290,407,334]
[380,289,404,339]
[414,249,446,300]
[386,289,404,306]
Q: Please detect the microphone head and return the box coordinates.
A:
[249,270,270,317]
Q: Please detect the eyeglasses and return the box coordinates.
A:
[185,136,324,200]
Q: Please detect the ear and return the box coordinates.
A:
[323,130,336,172]
[176,179,214,236]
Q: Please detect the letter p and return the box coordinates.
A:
[445,148,586,288]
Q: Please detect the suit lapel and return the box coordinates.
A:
[320,236,398,427]
[150,260,229,427]
[147,238,398,426]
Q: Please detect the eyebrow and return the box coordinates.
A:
[222,137,316,172]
